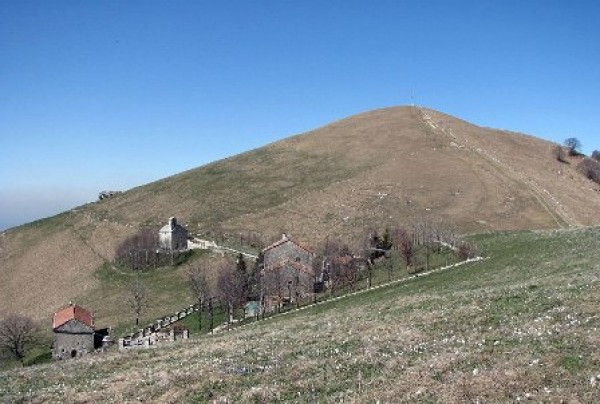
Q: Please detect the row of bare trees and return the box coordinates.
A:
[114,228,191,271]
[183,254,254,329]
[314,222,471,295]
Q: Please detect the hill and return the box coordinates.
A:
[1,228,598,402]
[1,106,600,325]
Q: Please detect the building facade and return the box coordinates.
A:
[261,234,315,307]
[158,217,188,251]
[262,234,313,269]
[52,304,95,360]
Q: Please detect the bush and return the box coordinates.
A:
[553,145,567,163]
[457,241,479,260]
[577,158,600,184]
[564,137,583,156]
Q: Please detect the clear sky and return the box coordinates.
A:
[1,0,599,230]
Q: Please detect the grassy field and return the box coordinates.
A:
[1,227,598,402]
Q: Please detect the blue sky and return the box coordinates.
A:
[1,1,599,230]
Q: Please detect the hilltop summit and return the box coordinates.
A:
[1,106,599,322]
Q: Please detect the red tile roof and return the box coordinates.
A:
[53,304,94,330]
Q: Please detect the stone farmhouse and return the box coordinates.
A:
[52,304,111,360]
[52,304,95,360]
[158,217,188,251]
[261,234,315,308]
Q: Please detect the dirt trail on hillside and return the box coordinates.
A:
[418,108,577,228]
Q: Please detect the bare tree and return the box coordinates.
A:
[217,258,246,323]
[553,145,567,163]
[115,228,160,271]
[564,137,582,156]
[577,158,600,184]
[340,255,361,291]
[400,235,415,269]
[261,265,285,313]
[353,230,376,287]
[186,266,209,331]
[411,220,437,270]
[457,241,479,260]
[126,278,149,327]
[318,238,345,295]
[327,245,359,293]
[423,228,434,271]
[235,253,250,304]
[0,315,40,364]
[392,227,415,269]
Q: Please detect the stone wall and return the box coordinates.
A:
[119,304,196,350]
[264,240,312,269]
[53,332,94,360]
[52,319,96,360]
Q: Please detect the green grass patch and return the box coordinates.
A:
[560,355,584,373]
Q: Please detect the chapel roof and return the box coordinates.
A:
[53,304,94,330]
[159,217,186,233]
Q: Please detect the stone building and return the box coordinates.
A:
[263,233,313,269]
[52,304,95,360]
[261,234,315,307]
[158,217,188,251]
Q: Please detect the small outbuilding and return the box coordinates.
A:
[158,217,188,251]
[52,304,95,360]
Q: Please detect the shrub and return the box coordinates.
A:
[553,145,567,163]
[577,158,600,184]
[457,241,479,260]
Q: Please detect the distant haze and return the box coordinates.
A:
[1,2,598,230]
[0,188,95,231]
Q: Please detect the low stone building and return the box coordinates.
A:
[263,233,313,269]
[52,304,95,360]
[158,217,188,251]
[261,234,315,308]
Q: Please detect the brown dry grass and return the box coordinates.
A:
[2,106,600,327]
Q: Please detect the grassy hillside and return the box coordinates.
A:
[2,106,600,326]
[1,228,598,402]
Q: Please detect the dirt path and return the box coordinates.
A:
[418,108,577,228]
[189,237,258,259]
